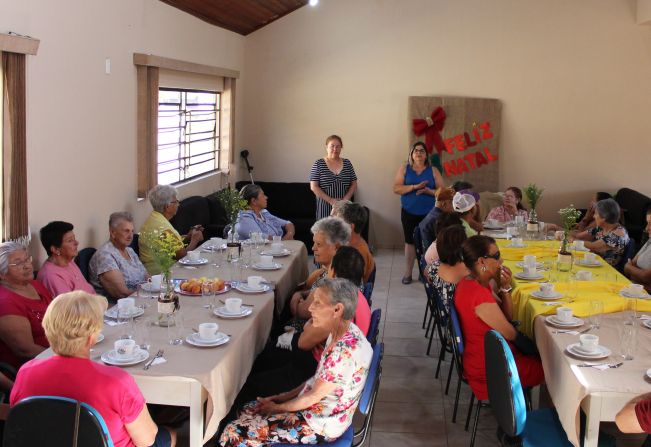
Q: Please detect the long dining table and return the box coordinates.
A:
[37,239,308,446]
[491,236,651,447]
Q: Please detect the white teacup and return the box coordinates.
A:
[507,226,519,237]
[511,237,524,247]
[538,221,545,232]
[576,270,592,281]
[573,240,585,250]
[523,265,537,277]
[579,334,599,353]
[248,276,263,288]
[523,255,536,268]
[584,252,597,264]
[626,284,645,297]
[487,218,498,227]
[556,307,573,323]
[114,339,137,359]
[272,235,282,243]
[555,230,565,241]
[117,297,135,314]
[259,255,273,266]
[225,298,242,314]
[515,216,525,225]
[187,251,201,261]
[150,274,163,290]
[540,283,555,296]
[198,322,219,340]
[271,242,284,253]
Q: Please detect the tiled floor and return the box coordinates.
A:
[367,248,501,447]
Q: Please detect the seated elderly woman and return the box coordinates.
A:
[89,212,148,300]
[220,278,373,446]
[140,184,204,274]
[624,205,651,292]
[454,236,544,402]
[425,225,469,316]
[236,184,295,241]
[0,242,53,368]
[572,198,630,267]
[486,186,529,223]
[37,221,95,296]
[289,217,351,320]
[10,291,176,447]
[331,200,375,283]
[452,192,479,237]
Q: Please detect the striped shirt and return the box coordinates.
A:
[309,158,357,219]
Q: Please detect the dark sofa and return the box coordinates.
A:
[169,194,228,239]
[615,187,651,245]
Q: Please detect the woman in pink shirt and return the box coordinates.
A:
[37,221,95,297]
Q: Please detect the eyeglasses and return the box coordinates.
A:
[483,251,501,260]
[413,149,427,153]
[8,255,33,268]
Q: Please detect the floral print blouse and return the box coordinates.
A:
[486,206,529,224]
[589,225,630,266]
[299,322,373,439]
[426,261,456,317]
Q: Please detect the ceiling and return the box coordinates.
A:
[160,0,309,36]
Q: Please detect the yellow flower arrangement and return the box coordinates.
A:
[140,228,183,278]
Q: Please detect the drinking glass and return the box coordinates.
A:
[623,297,637,323]
[211,245,223,269]
[136,282,153,309]
[589,300,604,329]
[135,317,151,351]
[117,307,135,340]
[565,274,577,303]
[619,320,637,360]
[240,242,252,268]
[202,280,215,310]
[167,312,185,345]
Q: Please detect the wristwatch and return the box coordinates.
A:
[499,286,513,294]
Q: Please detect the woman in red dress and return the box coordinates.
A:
[454,235,544,401]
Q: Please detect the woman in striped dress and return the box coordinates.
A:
[309,135,358,220]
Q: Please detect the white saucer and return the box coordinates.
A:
[140,282,161,293]
[572,246,590,252]
[96,333,105,343]
[620,289,651,299]
[514,272,544,280]
[516,261,544,269]
[531,290,563,300]
[214,306,253,319]
[186,332,230,347]
[642,320,651,330]
[252,262,282,271]
[576,260,602,268]
[101,348,149,366]
[566,343,611,359]
[236,284,270,294]
[179,258,209,265]
[259,249,291,257]
[105,306,145,319]
[507,244,526,248]
[483,225,505,231]
[201,243,226,251]
[545,315,584,328]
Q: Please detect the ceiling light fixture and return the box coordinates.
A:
[309,0,319,6]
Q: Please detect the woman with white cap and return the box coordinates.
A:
[453,192,479,237]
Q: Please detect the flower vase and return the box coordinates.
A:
[157,271,178,327]
[557,236,573,272]
[225,220,241,263]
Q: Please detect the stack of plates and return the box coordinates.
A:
[530,290,563,300]
[545,315,583,328]
[252,262,282,271]
[576,259,602,268]
[101,348,149,366]
[566,343,611,360]
[185,332,230,347]
[515,261,544,269]
[213,306,253,319]
[236,283,270,294]
[514,272,544,280]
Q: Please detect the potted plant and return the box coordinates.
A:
[216,186,248,240]
[557,205,582,271]
[524,183,544,228]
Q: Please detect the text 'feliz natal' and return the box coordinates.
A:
[442,122,498,176]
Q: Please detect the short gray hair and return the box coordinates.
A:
[311,217,351,246]
[335,202,367,235]
[319,278,358,320]
[331,200,351,217]
[595,198,620,225]
[0,241,27,275]
[109,211,134,229]
[240,184,263,205]
[148,185,178,213]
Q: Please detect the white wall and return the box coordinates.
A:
[242,0,651,247]
[0,0,245,262]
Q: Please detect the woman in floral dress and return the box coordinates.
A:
[219,278,373,446]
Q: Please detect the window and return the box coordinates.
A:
[157,88,220,185]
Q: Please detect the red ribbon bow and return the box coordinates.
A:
[412,107,446,155]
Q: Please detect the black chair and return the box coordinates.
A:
[616,238,636,273]
[484,330,572,446]
[0,363,16,404]
[4,396,113,447]
[367,309,381,347]
[413,227,432,331]
[129,233,140,257]
[74,247,96,282]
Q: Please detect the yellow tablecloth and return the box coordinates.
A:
[495,239,651,336]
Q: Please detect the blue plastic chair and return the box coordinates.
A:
[362,282,374,306]
[484,330,572,446]
[4,396,114,447]
[74,247,97,282]
[272,344,383,447]
[367,309,381,347]
[616,238,636,272]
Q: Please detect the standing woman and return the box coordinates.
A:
[393,141,444,284]
[309,135,358,220]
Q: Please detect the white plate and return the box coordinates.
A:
[104,306,145,319]
[259,249,291,257]
[96,333,105,343]
[140,282,161,293]
[174,283,231,296]
[515,261,545,269]
[620,289,651,299]
[214,306,253,319]
[572,246,590,252]
[530,290,563,300]
[576,260,602,268]
[566,343,611,360]
[185,332,230,347]
[201,243,227,251]
[514,272,544,280]
[236,284,270,294]
[506,244,527,249]
[251,262,282,271]
[179,258,209,265]
[101,348,149,366]
[642,320,651,330]
[545,315,584,328]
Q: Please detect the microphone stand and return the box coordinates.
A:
[240,149,254,184]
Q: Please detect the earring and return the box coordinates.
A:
[481,265,487,272]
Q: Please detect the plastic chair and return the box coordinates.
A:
[616,238,636,273]
[367,309,381,347]
[362,282,374,306]
[484,330,572,446]
[74,247,96,282]
[272,343,384,447]
[129,233,140,257]
[4,396,114,447]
